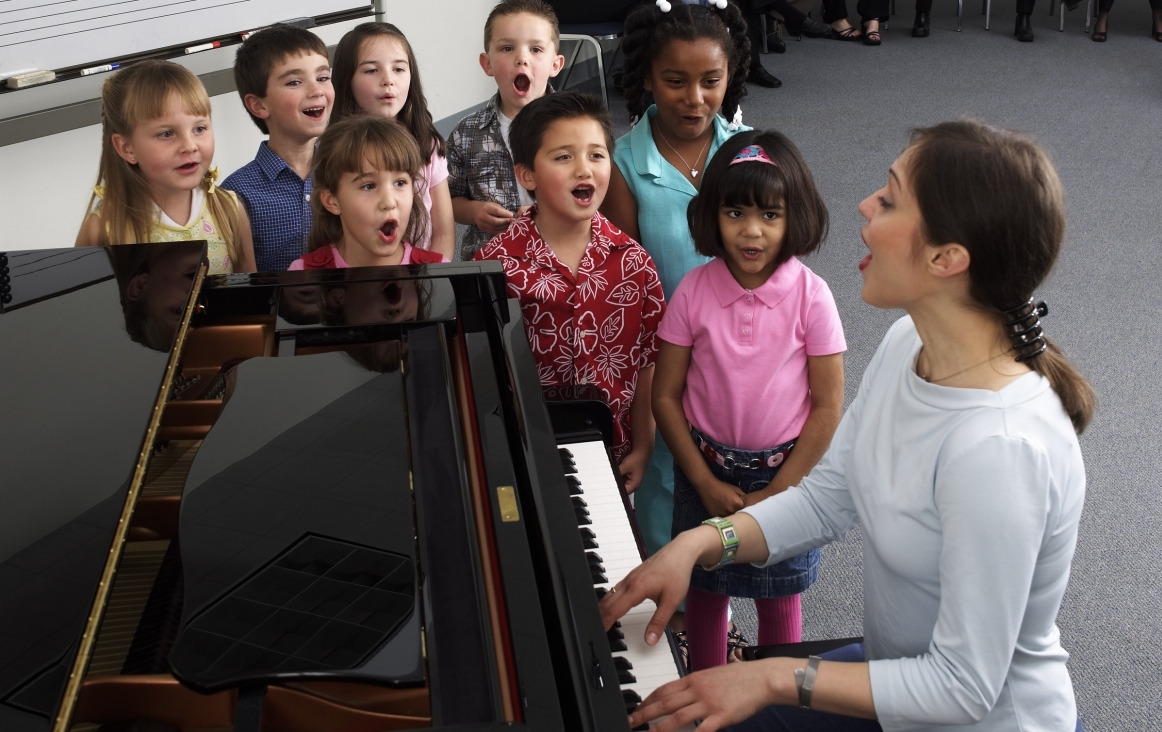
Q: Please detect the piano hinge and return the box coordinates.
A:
[496,485,520,522]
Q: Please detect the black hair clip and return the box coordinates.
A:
[1003,298,1049,362]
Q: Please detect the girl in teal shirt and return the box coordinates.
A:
[601,0,751,563]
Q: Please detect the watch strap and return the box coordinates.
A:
[796,655,822,709]
[700,517,740,570]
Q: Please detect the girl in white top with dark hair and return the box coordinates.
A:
[599,118,1096,732]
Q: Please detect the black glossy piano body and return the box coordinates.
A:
[0,246,662,732]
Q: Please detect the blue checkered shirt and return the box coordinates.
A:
[447,93,527,260]
[222,142,313,272]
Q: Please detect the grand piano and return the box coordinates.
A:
[0,243,684,732]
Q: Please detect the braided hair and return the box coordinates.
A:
[621,1,751,127]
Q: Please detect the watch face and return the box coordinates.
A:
[724,528,736,541]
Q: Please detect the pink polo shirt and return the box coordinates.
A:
[657,257,846,451]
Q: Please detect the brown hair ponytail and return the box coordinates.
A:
[907,120,1096,433]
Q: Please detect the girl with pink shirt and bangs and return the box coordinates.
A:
[653,130,846,672]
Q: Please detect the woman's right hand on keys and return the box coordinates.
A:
[598,525,720,642]
[697,478,748,518]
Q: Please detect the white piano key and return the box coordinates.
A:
[558,439,687,727]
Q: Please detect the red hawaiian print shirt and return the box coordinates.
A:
[474,209,666,460]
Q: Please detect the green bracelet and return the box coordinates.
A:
[700,517,740,570]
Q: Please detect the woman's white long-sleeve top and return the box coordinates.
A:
[740,316,1085,731]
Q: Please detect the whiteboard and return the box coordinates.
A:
[0,0,368,78]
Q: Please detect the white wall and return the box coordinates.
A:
[0,0,496,253]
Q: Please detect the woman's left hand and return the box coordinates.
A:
[628,658,789,732]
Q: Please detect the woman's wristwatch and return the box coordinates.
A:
[794,656,822,709]
[700,517,740,570]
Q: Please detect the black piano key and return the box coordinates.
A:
[571,496,588,510]
[618,668,637,684]
[558,447,574,459]
[566,475,583,494]
[613,657,633,672]
[590,569,607,584]
[609,636,628,652]
[575,507,591,526]
[585,552,603,566]
[595,587,608,601]
[560,453,577,474]
[580,528,599,549]
[622,689,643,713]
[607,627,624,643]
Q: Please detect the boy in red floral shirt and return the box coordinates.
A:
[474,92,665,491]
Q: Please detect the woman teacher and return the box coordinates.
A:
[600,119,1094,732]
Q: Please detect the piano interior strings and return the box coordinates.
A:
[0,244,684,732]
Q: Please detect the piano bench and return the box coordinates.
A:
[741,637,865,662]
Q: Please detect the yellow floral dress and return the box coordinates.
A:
[93,181,238,274]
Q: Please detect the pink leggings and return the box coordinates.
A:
[685,587,802,671]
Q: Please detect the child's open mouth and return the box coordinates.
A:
[303,106,325,119]
[176,161,200,175]
[742,247,763,260]
[572,184,595,205]
[383,281,402,304]
[379,220,398,243]
[513,73,531,94]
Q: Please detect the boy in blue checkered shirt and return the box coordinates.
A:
[222,25,334,272]
[448,0,565,259]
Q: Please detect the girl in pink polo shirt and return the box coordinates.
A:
[289,115,446,270]
[653,131,847,672]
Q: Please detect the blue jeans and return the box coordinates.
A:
[672,427,819,599]
[725,644,1085,732]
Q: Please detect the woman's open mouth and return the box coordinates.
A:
[303,106,325,119]
[513,74,531,94]
[572,184,595,205]
[379,220,398,243]
[859,253,872,271]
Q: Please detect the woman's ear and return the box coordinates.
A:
[111,133,137,165]
[318,188,342,216]
[928,242,971,280]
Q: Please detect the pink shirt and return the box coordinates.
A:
[417,148,449,251]
[657,257,846,451]
[287,242,448,270]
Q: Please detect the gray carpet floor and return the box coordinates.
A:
[586,5,1162,728]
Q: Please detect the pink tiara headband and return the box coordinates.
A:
[731,145,778,167]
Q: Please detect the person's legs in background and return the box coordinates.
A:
[1015,0,1036,40]
[856,0,889,43]
[686,587,732,671]
[912,0,933,35]
[821,0,865,38]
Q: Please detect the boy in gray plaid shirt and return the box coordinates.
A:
[448,0,565,259]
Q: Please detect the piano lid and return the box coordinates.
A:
[0,243,204,731]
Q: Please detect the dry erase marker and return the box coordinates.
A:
[184,41,221,54]
[80,63,120,76]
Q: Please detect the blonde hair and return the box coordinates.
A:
[308,115,429,252]
[87,61,239,264]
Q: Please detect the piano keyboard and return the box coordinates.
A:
[558,439,686,722]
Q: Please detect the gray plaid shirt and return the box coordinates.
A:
[447,93,528,259]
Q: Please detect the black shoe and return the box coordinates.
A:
[789,16,835,37]
[912,12,931,36]
[765,30,787,52]
[1015,13,1034,41]
[747,64,783,88]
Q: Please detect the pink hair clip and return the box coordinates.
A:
[730,144,778,167]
